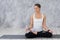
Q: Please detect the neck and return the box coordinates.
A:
[35,11,41,15]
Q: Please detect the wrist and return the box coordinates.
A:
[47,29,50,31]
[28,27,30,30]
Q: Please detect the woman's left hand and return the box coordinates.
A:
[48,30,53,33]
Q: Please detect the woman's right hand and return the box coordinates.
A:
[25,25,30,32]
[25,27,28,32]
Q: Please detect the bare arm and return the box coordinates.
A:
[28,15,33,30]
[25,15,33,32]
[42,15,49,31]
[26,14,37,35]
[42,15,53,33]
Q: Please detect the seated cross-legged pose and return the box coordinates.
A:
[25,3,53,38]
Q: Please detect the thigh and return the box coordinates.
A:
[44,31,53,37]
[25,31,37,38]
[40,31,53,37]
[37,31,53,37]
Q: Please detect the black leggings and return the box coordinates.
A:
[25,31,53,38]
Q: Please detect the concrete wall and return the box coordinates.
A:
[0,0,60,34]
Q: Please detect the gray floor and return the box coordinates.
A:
[0,34,60,39]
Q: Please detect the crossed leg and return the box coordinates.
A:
[25,31,53,38]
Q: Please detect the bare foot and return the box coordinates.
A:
[32,32,37,35]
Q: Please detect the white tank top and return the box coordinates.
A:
[31,13,44,32]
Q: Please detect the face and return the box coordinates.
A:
[34,6,40,12]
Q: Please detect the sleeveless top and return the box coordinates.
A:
[31,13,44,32]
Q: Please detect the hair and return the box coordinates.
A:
[34,3,41,8]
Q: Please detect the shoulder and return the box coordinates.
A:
[30,13,35,19]
[42,14,46,19]
[30,13,35,18]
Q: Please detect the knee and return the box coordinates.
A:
[25,33,31,38]
[25,33,29,38]
[48,32,53,37]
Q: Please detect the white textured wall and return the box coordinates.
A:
[0,0,60,34]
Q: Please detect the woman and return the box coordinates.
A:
[25,3,53,38]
